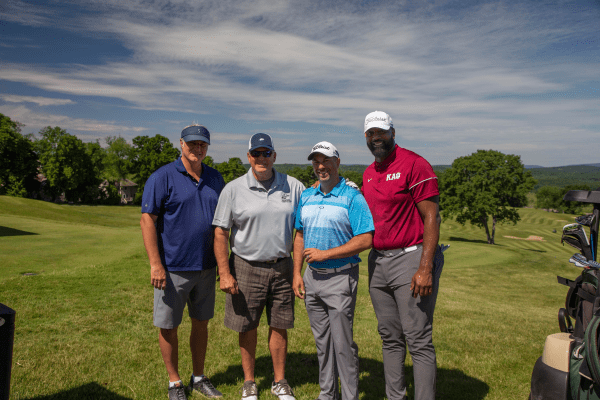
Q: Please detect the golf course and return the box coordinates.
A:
[0,195,584,399]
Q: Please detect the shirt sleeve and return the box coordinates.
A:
[294,194,305,231]
[141,170,165,215]
[409,157,439,204]
[212,184,234,229]
[348,192,375,236]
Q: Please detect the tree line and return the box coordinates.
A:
[2,112,594,245]
[0,113,248,204]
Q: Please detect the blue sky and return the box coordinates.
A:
[1,0,598,166]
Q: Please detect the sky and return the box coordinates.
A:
[0,0,599,166]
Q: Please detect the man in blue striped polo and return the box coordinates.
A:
[292,141,374,400]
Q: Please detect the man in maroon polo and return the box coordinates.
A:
[361,111,442,400]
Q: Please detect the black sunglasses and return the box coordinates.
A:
[250,150,273,158]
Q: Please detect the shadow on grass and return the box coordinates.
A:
[210,352,488,400]
[0,225,38,237]
[448,236,504,246]
[21,382,132,400]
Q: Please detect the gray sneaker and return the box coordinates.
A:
[189,376,223,398]
[271,379,295,400]
[240,380,258,400]
[169,381,188,400]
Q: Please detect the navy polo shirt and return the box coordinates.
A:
[141,158,225,272]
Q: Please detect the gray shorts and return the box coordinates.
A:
[153,268,216,329]
[224,254,294,332]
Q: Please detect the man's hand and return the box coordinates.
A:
[293,273,305,299]
[304,248,329,263]
[410,268,433,298]
[220,273,239,295]
[151,263,167,289]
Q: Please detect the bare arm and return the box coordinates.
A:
[140,213,167,289]
[410,195,440,298]
[214,226,238,294]
[292,230,305,299]
[303,231,373,264]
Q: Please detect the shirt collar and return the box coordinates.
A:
[246,168,282,189]
[317,177,345,197]
[375,144,399,171]
[174,157,206,182]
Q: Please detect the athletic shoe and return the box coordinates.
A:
[169,381,188,400]
[271,379,295,400]
[241,380,258,400]
[189,376,223,398]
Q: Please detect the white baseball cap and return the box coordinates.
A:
[308,141,339,160]
[364,111,393,133]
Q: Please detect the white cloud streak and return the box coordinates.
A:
[0,0,598,165]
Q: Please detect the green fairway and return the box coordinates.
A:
[0,196,585,399]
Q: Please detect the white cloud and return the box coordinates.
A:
[0,94,75,106]
[1,105,147,135]
[1,0,598,166]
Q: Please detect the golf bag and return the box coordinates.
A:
[530,189,600,400]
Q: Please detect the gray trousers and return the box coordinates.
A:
[368,246,442,400]
[304,265,359,400]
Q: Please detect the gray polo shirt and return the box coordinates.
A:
[212,168,306,262]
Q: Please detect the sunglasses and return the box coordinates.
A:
[250,150,273,158]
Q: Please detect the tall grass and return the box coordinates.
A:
[0,196,583,399]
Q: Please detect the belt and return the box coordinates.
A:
[374,244,421,257]
[263,256,288,264]
[309,263,357,275]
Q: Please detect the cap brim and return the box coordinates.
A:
[249,145,274,151]
[182,135,210,144]
[364,122,391,133]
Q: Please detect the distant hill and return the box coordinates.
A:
[243,162,599,191]
[527,165,600,190]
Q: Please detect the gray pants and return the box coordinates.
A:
[368,246,441,400]
[304,265,359,400]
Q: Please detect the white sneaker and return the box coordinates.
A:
[271,379,295,400]
[241,380,258,400]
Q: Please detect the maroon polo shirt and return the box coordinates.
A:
[362,145,438,250]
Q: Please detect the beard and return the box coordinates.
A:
[367,136,395,160]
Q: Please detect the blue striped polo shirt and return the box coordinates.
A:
[295,177,374,268]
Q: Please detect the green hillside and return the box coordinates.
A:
[0,195,590,399]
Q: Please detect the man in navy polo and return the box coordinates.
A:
[141,124,225,400]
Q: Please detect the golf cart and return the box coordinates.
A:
[529,189,600,400]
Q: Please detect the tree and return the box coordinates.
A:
[216,157,247,183]
[340,170,363,188]
[84,140,106,180]
[34,126,100,202]
[105,135,132,180]
[287,165,315,187]
[536,186,563,210]
[440,149,536,244]
[0,113,38,197]
[130,135,180,203]
[536,184,592,214]
[203,156,215,168]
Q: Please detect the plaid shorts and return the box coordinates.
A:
[224,254,294,332]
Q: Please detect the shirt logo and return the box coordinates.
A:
[386,172,401,181]
[281,193,291,203]
[368,178,372,182]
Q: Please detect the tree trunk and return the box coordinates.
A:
[481,215,492,244]
[491,215,496,245]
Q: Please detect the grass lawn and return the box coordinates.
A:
[0,196,585,399]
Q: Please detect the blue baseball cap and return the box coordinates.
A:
[248,133,274,151]
[181,125,210,144]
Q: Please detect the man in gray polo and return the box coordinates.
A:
[292,141,374,400]
[213,133,305,400]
